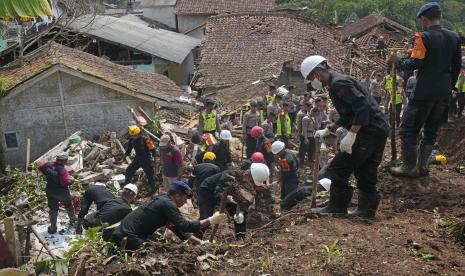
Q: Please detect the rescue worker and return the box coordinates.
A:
[386,76,406,127]
[383,73,394,112]
[82,184,137,237]
[257,99,267,124]
[212,130,233,171]
[198,99,220,136]
[267,93,281,119]
[272,141,299,199]
[261,111,277,139]
[370,72,385,104]
[197,163,270,239]
[188,152,220,199]
[111,181,226,250]
[455,69,465,118]
[390,2,462,177]
[299,107,317,165]
[124,125,156,191]
[76,183,115,234]
[301,55,389,218]
[405,69,418,99]
[264,84,277,104]
[276,102,292,148]
[38,153,76,234]
[159,134,184,191]
[284,85,299,124]
[242,101,260,158]
[295,101,311,137]
[251,126,274,175]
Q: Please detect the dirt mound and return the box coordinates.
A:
[437,117,465,164]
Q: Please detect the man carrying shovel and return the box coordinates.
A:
[301,55,389,218]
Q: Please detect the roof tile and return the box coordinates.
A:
[174,0,275,16]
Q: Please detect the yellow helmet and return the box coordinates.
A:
[203,151,216,161]
[128,125,141,136]
[435,155,447,166]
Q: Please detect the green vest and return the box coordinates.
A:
[384,76,393,91]
[203,112,217,132]
[266,95,275,104]
[455,76,465,93]
[277,114,291,136]
[389,89,403,105]
[259,110,265,124]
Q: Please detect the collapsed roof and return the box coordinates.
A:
[0,43,184,103]
[193,12,345,90]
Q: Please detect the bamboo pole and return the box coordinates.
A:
[390,62,397,161]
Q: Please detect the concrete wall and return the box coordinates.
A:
[0,70,154,168]
[155,50,195,85]
[177,15,208,39]
[277,68,309,95]
[143,6,176,29]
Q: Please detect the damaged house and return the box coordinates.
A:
[192,12,345,99]
[140,0,275,39]
[0,43,184,168]
[340,13,413,78]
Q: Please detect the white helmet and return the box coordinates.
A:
[271,141,285,154]
[219,130,232,140]
[300,55,327,79]
[250,163,270,186]
[123,183,138,195]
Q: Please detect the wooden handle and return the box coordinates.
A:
[311,140,321,208]
[209,186,233,242]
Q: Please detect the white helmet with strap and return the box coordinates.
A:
[300,55,327,79]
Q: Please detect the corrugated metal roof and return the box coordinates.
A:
[141,0,177,8]
[69,15,200,64]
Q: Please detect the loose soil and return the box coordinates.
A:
[70,120,465,275]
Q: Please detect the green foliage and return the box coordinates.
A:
[409,247,436,262]
[0,77,12,97]
[277,0,465,32]
[66,225,120,261]
[321,239,343,264]
[34,259,68,276]
[0,168,46,210]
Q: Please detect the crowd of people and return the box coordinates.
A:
[36,1,463,253]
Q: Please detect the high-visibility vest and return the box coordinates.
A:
[455,74,465,93]
[203,112,217,132]
[259,110,265,124]
[277,113,291,136]
[266,95,275,104]
[384,76,393,91]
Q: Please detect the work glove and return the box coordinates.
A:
[208,211,227,225]
[340,131,357,154]
[234,212,245,224]
[315,128,331,139]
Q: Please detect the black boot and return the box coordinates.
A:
[75,217,83,235]
[390,145,418,177]
[349,190,381,219]
[48,210,58,234]
[311,186,353,216]
[418,144,433,176]
[67,208,76,227]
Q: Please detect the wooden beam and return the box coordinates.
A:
[25,138,30,173]
[4,217,17,266]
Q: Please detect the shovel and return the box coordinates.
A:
[311,139,322,208]
[209,184,234,242]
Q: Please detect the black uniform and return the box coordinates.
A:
[280,186,312,211]
[124,135,156,188]
[255,136,274,169]
[38,162,74,215]
[189,163,220,197]
[83,198,131,229]
[278,149,299,199]
[78,185,115,219]
[197,170,247,239]
[397,26,462,151]
[111,195,201,251]
[328,72,388,197]
[212,142,232,171]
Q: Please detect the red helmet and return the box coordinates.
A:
[250,126,264,139]
[251,152,265,163]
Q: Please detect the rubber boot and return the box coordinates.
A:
[67,208,76,227]
[311,186,353,216]
[48,210,58,234]
[390,145,418,177]
[75,217,83,235]
[418,144,433,176]
[348,190,381,219]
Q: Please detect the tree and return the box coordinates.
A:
[0,0,99,69]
